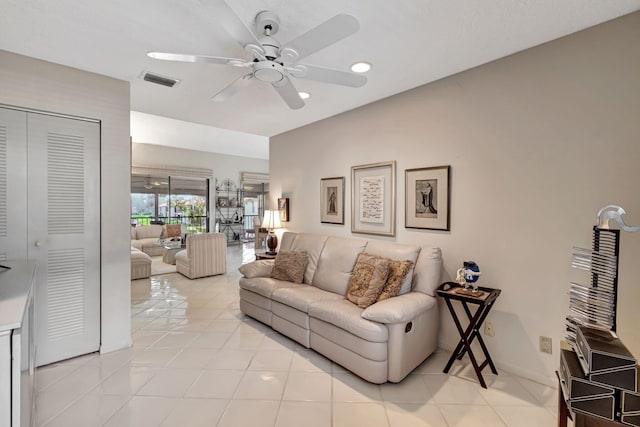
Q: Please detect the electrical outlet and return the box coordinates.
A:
[539,336,552,354]
[484,321,495,337]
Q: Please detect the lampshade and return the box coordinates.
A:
[261,210,282,230]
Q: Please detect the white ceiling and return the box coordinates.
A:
[2,0,639,143]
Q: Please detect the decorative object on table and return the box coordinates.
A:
[405,165,450,231]
[262,209,282,255]
[278,197,289,222]
[455,261,483,296]
[351,161,396,237]
[320,176,345,225]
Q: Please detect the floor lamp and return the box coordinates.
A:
[262,210,282,255]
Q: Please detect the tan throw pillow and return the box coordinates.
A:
[345,252,390,308]
[270,251,309,284]
[165,224,182,238]
[376,260,414,302]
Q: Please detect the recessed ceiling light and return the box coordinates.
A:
[298,91,311,99]
[350,62,371,73]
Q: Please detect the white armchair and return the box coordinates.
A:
[176,233,227,279]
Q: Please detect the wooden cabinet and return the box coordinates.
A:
[0,261,36,427]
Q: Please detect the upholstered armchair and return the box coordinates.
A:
[175,233,227,279]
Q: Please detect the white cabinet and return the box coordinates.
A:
[0,261,36,427]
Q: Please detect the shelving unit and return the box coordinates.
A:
[215,178,244,245]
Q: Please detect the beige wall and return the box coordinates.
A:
[0,50,132,353]
[270,12,640,384]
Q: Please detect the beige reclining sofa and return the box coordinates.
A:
[239,232,442,384]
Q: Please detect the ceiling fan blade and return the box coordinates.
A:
[272,77,304,109]
[205,0,262,48]
[289,64,366,88]
[147,52,250,67]
[212,73,254,102]
[280,14,359,63]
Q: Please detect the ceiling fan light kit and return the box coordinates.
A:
[147,1,368,109]
[350,61,372,73]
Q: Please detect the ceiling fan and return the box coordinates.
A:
[147,0,367,109]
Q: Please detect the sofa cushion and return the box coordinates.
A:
[376,259,414,302]
[364,240,421,295]
[289,233,328,284]
[313,236,367,295]
[309,299,388,343]
[131,240,143,251]
[136,224,163,240]
[137,237,161,248]
[279,232,297,252]
[345,252,390,308]
[131,225,137,240]
[412,247,443,296]
[165,223,182,238]
[271,251,309,284]
[239,277,298,299]
[272,285,342,313]
[239,260,274,278]
[362,292,436,324]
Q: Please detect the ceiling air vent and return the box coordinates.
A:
[140,71,180,88]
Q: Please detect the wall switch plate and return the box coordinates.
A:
[540,336,553,354]
[484,321,495,337]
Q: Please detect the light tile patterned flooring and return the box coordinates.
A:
[35,244,562,426]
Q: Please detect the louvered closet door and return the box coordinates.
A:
[0,108,28,261]
[27,113,100,366]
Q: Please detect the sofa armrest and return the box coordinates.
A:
[361,292,435,324]
[238,260,275,278]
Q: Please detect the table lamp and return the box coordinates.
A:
[262,209,282,255]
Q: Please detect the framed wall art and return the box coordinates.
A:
[351,161,396,237]
[320,177,344,224]
[278,197,289,222]
[405,165,451,231]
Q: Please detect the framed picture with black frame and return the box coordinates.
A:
[320,177,344,224]
[405,165,451,231]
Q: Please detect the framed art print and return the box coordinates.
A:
[320,177,344,224]
[351,161,396,237]
[405,165,450,231]
[278,197,289,222]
